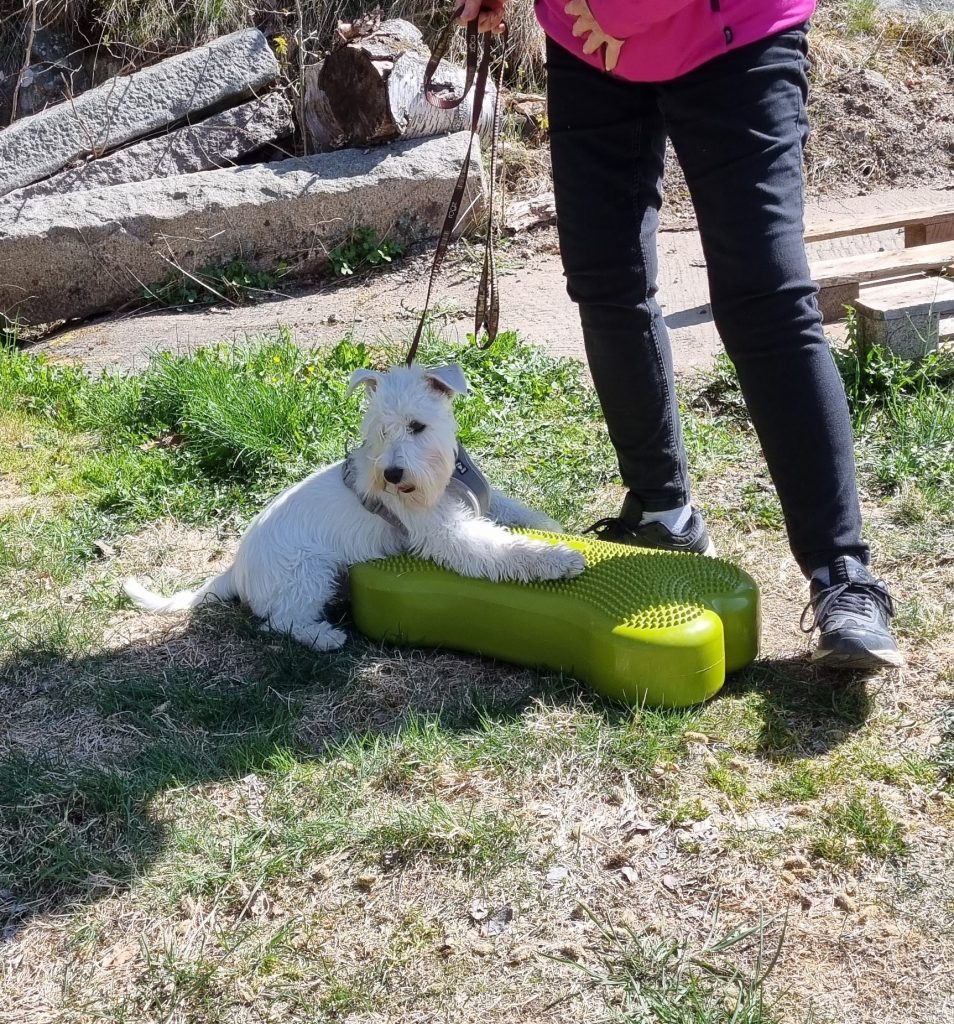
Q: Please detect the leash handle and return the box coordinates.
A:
[406,8,506,367]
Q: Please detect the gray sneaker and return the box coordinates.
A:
[801,556,904,670]
[583,509,716,556]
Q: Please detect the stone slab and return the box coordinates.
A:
[0,132,485,326]
[8,92,294,203]
[854,275,954,320]
[858,310,939,358]
[0,29,279,197]
[817,282,860,323]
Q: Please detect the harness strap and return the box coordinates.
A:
[405,9,507,367]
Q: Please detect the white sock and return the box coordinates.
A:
[640,504,692,534]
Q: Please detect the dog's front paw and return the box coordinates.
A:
[531,543,586,581]
[312,624,348,651]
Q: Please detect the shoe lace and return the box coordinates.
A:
[800,579,895,634]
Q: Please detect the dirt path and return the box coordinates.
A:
[29,186,948,375]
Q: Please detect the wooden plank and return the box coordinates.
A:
[805,202,954,242]
[810,241,954,288]
[904,216,954,247]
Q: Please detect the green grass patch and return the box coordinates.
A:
[809,789,907,867]
[705,757,749,807]
[142,260,288,308]
[361,801,523,872]
[692,343,954,521]
[768,761,827,803]
[0,330,618,557]
[573,909,787,1024]
[329,228,404,277]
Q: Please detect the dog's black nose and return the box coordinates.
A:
[384,466,404,484]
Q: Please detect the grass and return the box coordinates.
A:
[142,260,289,309]
[1,330,953,1022]
[698,345,954,522]
[809,790,908,867]
[329,229,405,278]
[819,0,954,65]
[575,910,788,1024]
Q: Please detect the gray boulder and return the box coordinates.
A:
[0,29,279,197]
[9,92,294,202]
[0,132,485,326]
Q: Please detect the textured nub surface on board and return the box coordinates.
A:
[350,529,761,708]
[380,532,744,635]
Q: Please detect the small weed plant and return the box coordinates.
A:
[142,260,287,308]
[329,229,405,277]
[569,907,786,1024]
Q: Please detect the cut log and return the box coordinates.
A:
[505,191,556,234]
[303,19,497,153]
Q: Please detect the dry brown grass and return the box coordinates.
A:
[2,485,952,1023]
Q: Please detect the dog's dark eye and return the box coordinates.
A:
[409,420,426,435]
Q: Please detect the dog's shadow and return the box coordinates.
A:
[0,602,870,938]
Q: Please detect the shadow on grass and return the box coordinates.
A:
[0,602,872,938]
[0,601,547,938]
[723,657,873,760]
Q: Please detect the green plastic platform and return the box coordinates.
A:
[349,531,760,707]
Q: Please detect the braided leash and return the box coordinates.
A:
[405,7,508,367]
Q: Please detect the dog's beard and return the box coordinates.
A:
[369,447,454,509]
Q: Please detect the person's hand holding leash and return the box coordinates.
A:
[458,0,507,34]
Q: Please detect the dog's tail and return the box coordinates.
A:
[123,568,237,614]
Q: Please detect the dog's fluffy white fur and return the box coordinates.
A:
[124,362,585,650]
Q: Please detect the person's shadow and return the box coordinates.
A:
[0,602,871,939]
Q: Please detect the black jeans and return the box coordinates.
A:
[546,28,868,576]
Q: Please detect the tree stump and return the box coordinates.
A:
[303,19,497,153]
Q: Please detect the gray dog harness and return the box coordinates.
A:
[343,443,491,536]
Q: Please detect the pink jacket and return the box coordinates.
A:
[535,0,817,82]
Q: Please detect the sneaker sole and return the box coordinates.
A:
[812,646,905,670]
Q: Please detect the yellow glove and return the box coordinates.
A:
[564,0,623,72]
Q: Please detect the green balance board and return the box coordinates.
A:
[349,531,760,708]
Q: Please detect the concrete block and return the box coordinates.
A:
[858,310,938,358]
[9,92,294,202]
[0,29,279,197]
[854,276,954,358]
[817,282,859,323]
[0,132,485,326]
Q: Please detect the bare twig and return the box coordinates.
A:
[10,0,38,124]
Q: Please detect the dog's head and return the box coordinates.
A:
[348,362,467,509]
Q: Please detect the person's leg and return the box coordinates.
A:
[660,28,900,667]
[546,37,689,521]
[660,25,867,576]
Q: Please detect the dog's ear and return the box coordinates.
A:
[424,363,468,398]
[347,368,379,396]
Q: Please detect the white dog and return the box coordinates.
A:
[124,362,586,650]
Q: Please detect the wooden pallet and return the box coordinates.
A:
[807,197,954,321]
